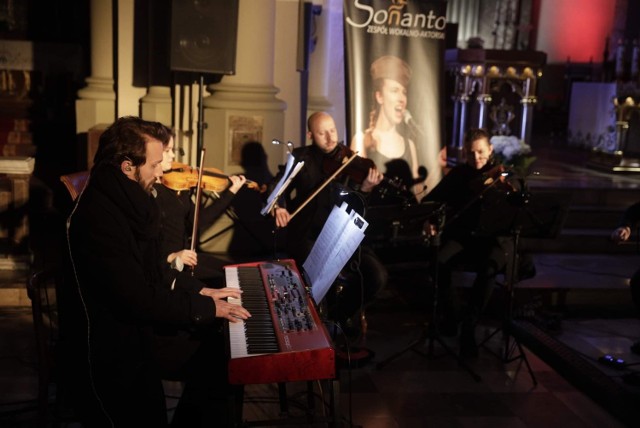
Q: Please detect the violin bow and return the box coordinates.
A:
[189,148,207,276]
[289,151,359,220]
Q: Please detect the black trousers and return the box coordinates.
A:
[153,324,236,427]
[326,245,388,325]
[435,236,508,323]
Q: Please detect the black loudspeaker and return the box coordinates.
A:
[170,0,239,75]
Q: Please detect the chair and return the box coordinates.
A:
[27,269,59,427]
[26,269,77,427]
[59,171,89,200]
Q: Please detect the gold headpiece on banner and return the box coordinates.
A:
[370,55,412,88]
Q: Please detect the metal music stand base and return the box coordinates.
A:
[375,216,481,382]
[477,229,537,386]
[375,318,482,382]
[471,185,570,388]
[479,322,537,386]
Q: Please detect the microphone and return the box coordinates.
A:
[417,165,428,180]
[403,110,424,136]
[411,165,428,185]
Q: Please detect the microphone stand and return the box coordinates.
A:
[404,111,426,138]
[272,139,294,155]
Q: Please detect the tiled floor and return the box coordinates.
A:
[3,140,640,426]
[1,286,637,428]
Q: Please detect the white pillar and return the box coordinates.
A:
[76,0,116,133]
[200,0,286,253]
[140,86,173,125]
[118,0,147,118]
[274,0,304,149]
[203,0,285,173]
[307,0,345,135]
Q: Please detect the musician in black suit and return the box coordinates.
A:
[425,128,511,358]
[64,116,249,427]
[272,111,387,336]
[611,201,640,355]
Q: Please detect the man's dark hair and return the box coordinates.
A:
[463,128,491,150]
[93,116,171,169]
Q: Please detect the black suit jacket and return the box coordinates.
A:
[65,164,216,425]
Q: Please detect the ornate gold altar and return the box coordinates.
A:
[574,82,640,173]
[445,49,546,163]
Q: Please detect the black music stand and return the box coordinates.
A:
[374,203,482,382]
[364,202,444,263]
[475,187,570,385]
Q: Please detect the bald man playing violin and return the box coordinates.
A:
[154,131,246,287]
[273,112,383,228]
[271,111,387,339]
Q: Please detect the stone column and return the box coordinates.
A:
[140,86,173,125]
[76,0,116,133]
[203,0,285,173]
[307,0,340,116]
[117,0,147,118]
[200,0,285,253]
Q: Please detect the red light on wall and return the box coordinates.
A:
[537,0,616,63]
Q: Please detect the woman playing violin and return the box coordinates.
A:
[154,129,246,287]
[272,112,387,338]
[425,128,534,358]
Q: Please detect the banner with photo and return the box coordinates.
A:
[344,0,447,197]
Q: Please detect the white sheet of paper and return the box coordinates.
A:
[304,202,368,304]
[261,154,304,216]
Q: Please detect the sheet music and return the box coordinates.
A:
[304,202,368,304]
[261,153,305,216]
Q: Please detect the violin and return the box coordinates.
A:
[480,164,511,188]
[322,144,377,184]
[323,144,416,197]
[162,162,265,193]
[477,163,530,205]
[288,144,416,220]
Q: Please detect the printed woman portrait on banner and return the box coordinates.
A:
[350,55,424,196]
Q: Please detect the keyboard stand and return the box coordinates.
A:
[230,379,340,427]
